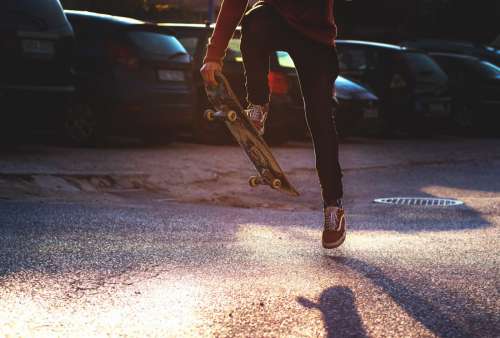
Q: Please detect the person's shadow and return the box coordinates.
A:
[297,286,368,338]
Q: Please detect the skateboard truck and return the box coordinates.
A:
[204,109,238,123]
[204,71,299,197]
[249,169,282,190]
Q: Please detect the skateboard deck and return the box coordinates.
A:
[204,72,299,197]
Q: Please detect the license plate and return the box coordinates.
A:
[22,39,55,57]
[158,70,185,82]
[363,105,379,119]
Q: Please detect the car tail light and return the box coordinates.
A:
[107,41,139,70]
[390,73,407,88]
[268,71,289,95]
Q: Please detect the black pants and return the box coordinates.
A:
[240,4,343,205]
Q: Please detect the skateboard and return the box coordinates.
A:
[204,72,299,197]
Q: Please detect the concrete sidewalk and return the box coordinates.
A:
[0,137,499,210]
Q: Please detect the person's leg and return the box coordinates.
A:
[288,39,343,206]
[240,4,285,105]
[288,38,345,248]
[241,4,343,204]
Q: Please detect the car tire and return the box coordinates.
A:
[263,126,290,146]
[64,101,103,147]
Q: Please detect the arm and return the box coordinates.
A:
[201,0,249,85]
[204,0,249,64]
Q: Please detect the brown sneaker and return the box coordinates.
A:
[244,103,269,135]
[322,206,347,249]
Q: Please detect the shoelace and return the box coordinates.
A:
[246,106,266,122]
[324,208,341,231]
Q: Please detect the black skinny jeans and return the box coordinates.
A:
[240,4,343,205]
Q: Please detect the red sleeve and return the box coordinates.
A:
[204,0,249,64]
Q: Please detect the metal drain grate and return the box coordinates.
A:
[373,197,464,207]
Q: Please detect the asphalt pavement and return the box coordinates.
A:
[0,138,499,337]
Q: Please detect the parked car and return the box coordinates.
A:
[65,11,194,145]
[0,0,75,139]
[161,23,379,142]
[401,39,500,68]
[335,40,452,136]
[492,35,500,49]
[274,51,380,138]
[427,52,500,134]
[333,76,380,136]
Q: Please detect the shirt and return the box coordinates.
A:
[204,0,337,64]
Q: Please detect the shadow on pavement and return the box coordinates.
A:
[327,256,495,338]
[297,286,368,338]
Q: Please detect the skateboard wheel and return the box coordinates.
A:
[204,109,215,121]
[227,110,237,122]
[249,176,259,188]
[271,179,282,189]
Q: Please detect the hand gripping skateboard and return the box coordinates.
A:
[204,72,299,196]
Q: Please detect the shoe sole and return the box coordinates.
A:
[322,214,346,249]
[322,230,346,249]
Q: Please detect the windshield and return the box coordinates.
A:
[129,31,188,58]
[2,0,69,30]
[177,36,199,55]
[403,52,448,83]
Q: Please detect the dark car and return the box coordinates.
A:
[161,23,380,142]
[0,0,75,138]
[65,11,193,145]
[401,39,500,68]
[274,51,380,137]
[427,52,500,134]
[335,40,452,135]
[492,35,500,49]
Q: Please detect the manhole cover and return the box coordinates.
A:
[373,197,464,207]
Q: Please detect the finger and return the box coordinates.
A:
[208,70,216,85]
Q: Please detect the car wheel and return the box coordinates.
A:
[64,101,102,147]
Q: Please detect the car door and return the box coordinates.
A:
[67,15,112,98]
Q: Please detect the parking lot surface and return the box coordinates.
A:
[0,137,499,336]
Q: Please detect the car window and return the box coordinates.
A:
[276,51,295,68]
[338,48,369,74]
[3,0,70,30]
[177,36,199,55]
[402,52,448,83]
[337,47,380,78]
[225,38,243,62]
[431,56,468,85]
[128,31,187,57]
[337,47,382,92]
[66,15,93,35]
